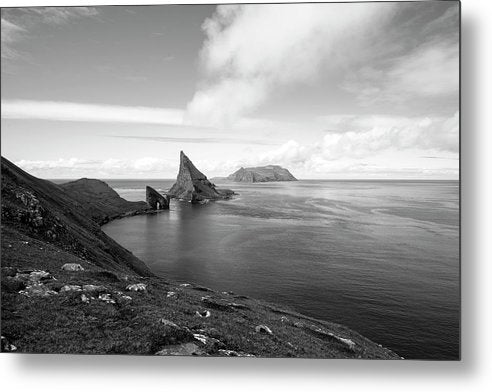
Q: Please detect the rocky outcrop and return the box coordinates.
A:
[60,178,149,224]
[227,165,297,182]
[168,151,234,203]
[146,186,169,210]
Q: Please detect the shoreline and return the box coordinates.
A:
[1,158,401,358]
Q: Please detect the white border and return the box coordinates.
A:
[1,0,491,391]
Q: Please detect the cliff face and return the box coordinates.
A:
[60,178,149,224]
[168,151,234,203]
[1,157,152,276]
[146,186,169,210]
[227,165,297,182]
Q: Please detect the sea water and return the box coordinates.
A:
[101,179,459,360]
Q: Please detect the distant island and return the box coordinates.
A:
[222,165,298,183]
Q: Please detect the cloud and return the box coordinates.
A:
[254,112,459,178]
[186,3,396,127]
[186,2,459,127]
[341,3,459,109]
[2,99,185,126]
[15,157,178,178]
[26,7,98,25]
[1,18,25,59]
[318,112,459,156]
[342,40,459,107]
[111,135,278,146]
[14,156,247,179]
[1,7,98,62]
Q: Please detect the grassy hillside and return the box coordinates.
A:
[60,178,150,225]
[1,157,151,276]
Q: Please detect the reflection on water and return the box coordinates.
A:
[103,180,459,359]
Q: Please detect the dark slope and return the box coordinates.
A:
[1,157,151,276]
[227,165,297,182]
[60,178,149,224]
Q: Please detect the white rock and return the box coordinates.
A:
[192,334,208,344]
[166,291,176,298]
[336,336,356,349]
[155,342,204,356]
[255,325,273,335]
[1,336,17,352]
[126,283,147,292]
[80,294,91,303]
[82,284,106,292]
[29,270,52,281]
[61,263,84,271]
[218,349,254,357]
[60,285,82,292]
[98,293,115,304]
[195,310,211,318]
[19,284,58,297]
[160,319,179,328]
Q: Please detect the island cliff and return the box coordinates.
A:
[146,186,169,210]
[168,151,234,203]
[60,178,150,224]
[227,165,297,182]
[1,156,399,359]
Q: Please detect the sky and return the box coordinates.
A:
[1,2,459,179]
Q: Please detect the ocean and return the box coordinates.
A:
[101,179,460,360]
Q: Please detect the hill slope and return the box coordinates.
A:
[60,178,149,224]
[1,157,151,276]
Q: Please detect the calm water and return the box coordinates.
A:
[102,179,460,360]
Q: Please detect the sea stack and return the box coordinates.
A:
[146,186,169,210]
[227,165,297,182]
[168,151,234,203]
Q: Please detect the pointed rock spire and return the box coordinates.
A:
[168,151,234,203]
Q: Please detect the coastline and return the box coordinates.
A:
[1,157,400,358]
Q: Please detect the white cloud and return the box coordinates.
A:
[342,40,459,106]
[14,110,459,182]
[2,99,185,126]
[388,41,458,96]
[1,7,98,62]
[1,17,25,43]
[318,112,459,157]
[254,112,459,178]
[1,18,25,59]
[15,157,178,179]
[14,155,249,180]
[27,7,98,25]
[186,3,396,127]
